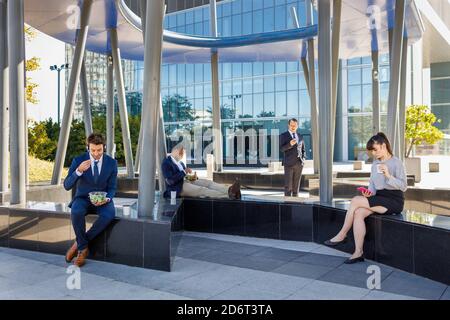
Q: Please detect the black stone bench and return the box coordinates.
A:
[0,197,182,272]
[179,196,450,285]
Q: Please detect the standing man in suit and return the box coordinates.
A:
[280,118,306,197]
[63,133,118,267]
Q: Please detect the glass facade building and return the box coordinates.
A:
[73,0,437,165]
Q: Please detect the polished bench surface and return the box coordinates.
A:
[0,197,182,272]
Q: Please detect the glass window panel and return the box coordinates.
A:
[264,62,275,75]
[203,63,211,82]
[222,2,232,17]
[276,92,287,117]
[264,0,274,8]
[362,84,372,112]
[177,64,186,85]
[299,90,310,117]
[431,79,450,105]
[287,74,298,91]
[380,82,389,113]
[264,77,275,92]
[186,85,194,100]
[253,10,263,33]
[222,63,232,79]
[186,64,194,83]
[195,85,203,98]
[233,80,243,95]
[222,16,232,36]
[232,14,242,36]
[275,62,286,74]
[177,12,186,26]
[362,67,372,84]
[253,78,264,93]
[347,57,362,65]
[287,91,299,116]
[243,79,253,94]
[242,94,253,117]
[194,22,203,35]
[232,0,242,15]
[348,115,374,160]
[222,81,232,96]
[253,62,263,76]
[287,61,299,72]
[162,65,169,87]
[204,83,212,98]
[379,66,390,82]
[275,5,286,30]
[348,68,361,85]
[243,0,252,12]
[263,7,275,32]
[254,93,264,117]
[243,12,252,34]
[275,75,287,92]
[348,85,362,113]
[194,8,203,23]
[243,63,252,77]
[169,65,177,86]
[264,92,275,115]
[232,63,242,78]
[253,0,263,10]
[194,64,203,83]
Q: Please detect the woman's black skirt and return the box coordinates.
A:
[368,189,404,215]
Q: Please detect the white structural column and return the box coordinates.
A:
[110,28,134,178]
[0,0,8,193]
[51,0,93,185]
[210,0,223,172]
[330,0,342,158]
[106,54,115,157]
[138,0,165,216]
[80,59,93,137]
[137,0,167,193]
[398,36,408,161]
[372,50,380,134]
[318,0,333,204]
[306,0,320,174]
[8,0,26,204]
[386,0,406,157]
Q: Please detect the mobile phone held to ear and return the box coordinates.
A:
[357,187,372,195]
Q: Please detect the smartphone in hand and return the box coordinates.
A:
[357,187,372,195]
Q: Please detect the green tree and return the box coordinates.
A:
[162,94,198,122]
[28,120,57,160]
[405,105,444,158]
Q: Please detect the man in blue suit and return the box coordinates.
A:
[161,144,241,199]
[63,133,118,267]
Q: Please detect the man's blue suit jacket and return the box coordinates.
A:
[63,152,118,208]
[161,156,186,198]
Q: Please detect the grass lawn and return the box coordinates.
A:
[5,156,69,184]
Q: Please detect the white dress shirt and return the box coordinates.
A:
[75,154,103,176]
[170,155,186,173]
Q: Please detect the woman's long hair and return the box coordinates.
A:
[366,132,393,156]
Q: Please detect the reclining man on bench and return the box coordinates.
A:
[162,144,241,200]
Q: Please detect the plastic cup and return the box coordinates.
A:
[170,191,177,205]
[376,164,383,174]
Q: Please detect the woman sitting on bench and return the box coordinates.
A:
[324,132,408,264]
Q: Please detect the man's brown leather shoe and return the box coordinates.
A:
[228,179,241,200]
[74,248,89,267]
[65,242,78,263]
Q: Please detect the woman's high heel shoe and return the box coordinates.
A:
[323,236,348,247]
[344,254,365,264]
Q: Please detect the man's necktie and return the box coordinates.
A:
[93,160,99,184]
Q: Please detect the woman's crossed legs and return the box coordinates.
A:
[330,196,387,259]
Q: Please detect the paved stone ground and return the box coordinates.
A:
[0,231,448,300]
